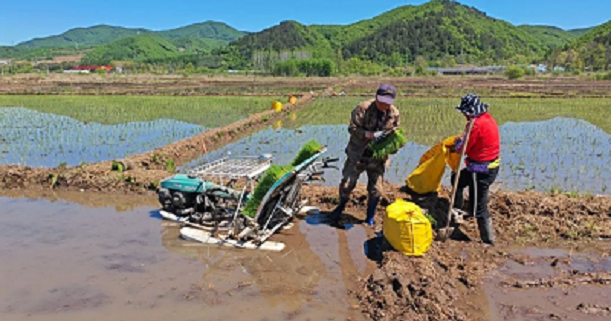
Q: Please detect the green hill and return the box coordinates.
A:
[568,27,594,37]
[230,0,547,66]
[549,21,611,71]
[518,25,576,48]
[81,35,179,65]
[17,25,150,49]
[231,21,332,58]
[157,21,245,42]
[572,21,611,47]
[170,37,227,54]
[3,22,245,60]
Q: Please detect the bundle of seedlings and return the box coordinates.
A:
[369,129,407,159]
[242,140,323,217]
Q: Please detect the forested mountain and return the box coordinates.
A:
[230,0,548,66]
[568,27,594,37]
[518,25,576,48]
[3,0,607,73]
[16,25,149,49]
[548,21,611,71]
[81,35,180,65]
[0,22,245,60]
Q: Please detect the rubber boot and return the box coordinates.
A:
[329,197,348,225]
[477,217,495,245]
[365,196,380,226]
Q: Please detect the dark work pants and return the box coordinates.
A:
[451,167,499,244]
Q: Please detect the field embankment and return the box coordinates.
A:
[2,74,611,98]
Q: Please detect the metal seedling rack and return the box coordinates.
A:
[185,155,274,225]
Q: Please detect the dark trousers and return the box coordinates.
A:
[451,167,499,244]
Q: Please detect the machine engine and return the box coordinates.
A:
[158,174,208,217]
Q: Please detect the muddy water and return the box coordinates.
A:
[483,247,611,321]
[0,196,374,321]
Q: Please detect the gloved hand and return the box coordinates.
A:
[373,131,386,143]
[450,136,463,152]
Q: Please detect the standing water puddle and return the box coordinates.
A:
[0,195,374,321]
[482,246,611,321]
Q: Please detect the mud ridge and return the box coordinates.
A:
[502,271,611,288]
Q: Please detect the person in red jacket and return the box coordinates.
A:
[451,94,500,245]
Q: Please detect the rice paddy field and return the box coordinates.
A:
[1,94,609,194]
[0,95,278,167]
[185,97,611,195]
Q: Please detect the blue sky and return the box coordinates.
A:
[1,0,609,46]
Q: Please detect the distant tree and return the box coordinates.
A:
[414,56,429,74]
[505,66,525,80]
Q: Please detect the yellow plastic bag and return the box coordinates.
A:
[405,136,460,194]
[383,199,432,256]
[288,94,297,104]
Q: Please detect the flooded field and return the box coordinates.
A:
[184,117,611,194]
[0,95,279,167]
[0,108,204,167]
[0,195,373,321]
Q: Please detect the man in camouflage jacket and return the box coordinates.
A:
[330,84,400,226]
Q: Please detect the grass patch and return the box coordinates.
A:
[287,97,611,145]
[0,95,281,128]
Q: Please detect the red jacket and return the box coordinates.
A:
[463,113,500,163]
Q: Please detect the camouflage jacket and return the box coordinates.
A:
[345,99,400,161]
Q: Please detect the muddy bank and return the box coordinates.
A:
[301,184,611,321]
[0,90,322,193]
[3,74,611,98]
[303,184,611,244]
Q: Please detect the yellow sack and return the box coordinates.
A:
[405,136,460,194]
[383,199,432,256]
[271,101,282,112]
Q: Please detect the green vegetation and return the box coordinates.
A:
[242,165,293,217]
[548,21,611,71]
[505,66,526,79]
[291,140,323,166]
[242,140,323,217]
[568,27,595,37]
[518,25,576,48]
[288,97,611,145]
[273,58,335,76]
[1,1,605,75]
[1,22,245,60]
[369,130,408,160]
[229,0,549,70]
[0,95,279,127]
[82,35,180,65]
[156,22,245,42]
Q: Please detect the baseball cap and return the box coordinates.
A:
[376,84,396,105]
